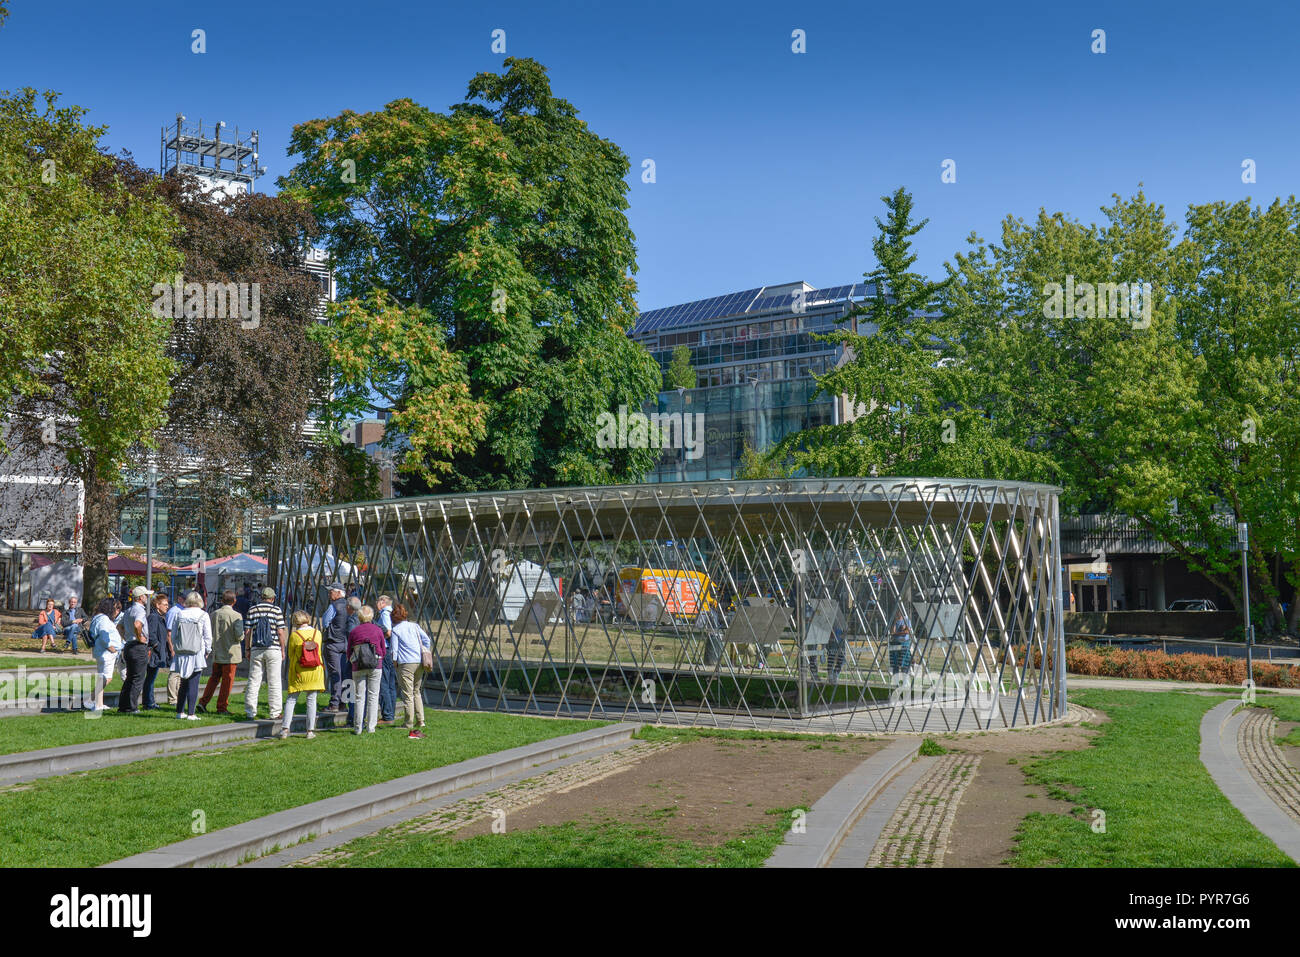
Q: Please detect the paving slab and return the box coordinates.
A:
[1199,700,1300,863]
[102,721,638,869]
[765,737,919,868]
[827,757,931,868]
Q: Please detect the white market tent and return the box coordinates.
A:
[454,558,559,623]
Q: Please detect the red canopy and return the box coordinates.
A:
[107,553,176,574]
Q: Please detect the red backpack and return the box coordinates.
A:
[297,628,322,669]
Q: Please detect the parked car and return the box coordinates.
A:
[1167,599,1219,611]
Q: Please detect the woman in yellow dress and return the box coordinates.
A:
[280,610,327,739]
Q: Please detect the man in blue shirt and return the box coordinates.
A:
[321,582,350,712]
[376,595,396,723]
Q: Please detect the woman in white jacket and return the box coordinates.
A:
[87,598,123,712]
[170,591,213,720]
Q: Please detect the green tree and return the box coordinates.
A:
[665,345,696,391]
[769,187,1045,479]
[113,166,366,548]
[281,57,662,491]
[0,89,182,605]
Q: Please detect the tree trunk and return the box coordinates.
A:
[80,461,116,609]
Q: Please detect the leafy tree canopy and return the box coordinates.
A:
[281,57,662,491]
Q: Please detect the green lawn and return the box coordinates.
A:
[0,711,602,867]
[0,670,169,710]
[0,656,95,670]
[1012,689,1292,867]
[0,691,268,755]
[304,809,797,868]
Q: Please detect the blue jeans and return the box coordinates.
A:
[143,665,161,707]
[64,623,82,652]
[379,655,397,721]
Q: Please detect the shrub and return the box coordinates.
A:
[1063,644,1300,688]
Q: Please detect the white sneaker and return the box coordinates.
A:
[174,712,186,719]
[186,714,200,721]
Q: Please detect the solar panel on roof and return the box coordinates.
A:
[634,283,889,334]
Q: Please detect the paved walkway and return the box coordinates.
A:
[866,753,979,867]
[1237,708,1300,826]
[1070,676,1300,695]
[1199,700,1300,863]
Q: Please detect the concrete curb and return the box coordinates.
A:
[764,737,920,868]
[827,756,933,867]
[0,710,355,786]
[1199,700,1300,864]
[102,721,639,868]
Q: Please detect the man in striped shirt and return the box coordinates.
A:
[243,587,287,721]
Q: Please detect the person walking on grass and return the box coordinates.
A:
[243,587,287,721]
[281,610,326,739]
[142,593,171,710]
[389,603,431,739]
[118,586,153,713]
[376,594,397,725]
[87,598,122,712]
[171,591,212,720]
[198,590,242,715]
[347,605,386,735]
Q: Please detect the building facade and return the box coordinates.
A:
[631,281,874,481]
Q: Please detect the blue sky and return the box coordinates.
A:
[2,0,1297,311]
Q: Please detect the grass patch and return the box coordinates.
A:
[0,657,96,671]
[918,737,947,756]
[1011,690,1292,867]
[0,670,171,707]
[0,692,267,755]
[305,806,798,868]
[0,711,602,867]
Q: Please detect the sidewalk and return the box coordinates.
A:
[1068,675,1300,695]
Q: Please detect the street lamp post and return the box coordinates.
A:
[145,466,157,593]
[1239,522,1253,687]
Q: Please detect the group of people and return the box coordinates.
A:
[43,580,432,739]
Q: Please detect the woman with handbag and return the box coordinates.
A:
[281,610,326,739]
[347,605,387,735]
[170,591,212,720]
[87,598,123,712]
[389,603,431,738]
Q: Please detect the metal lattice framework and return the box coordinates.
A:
[267,478,1066,732]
